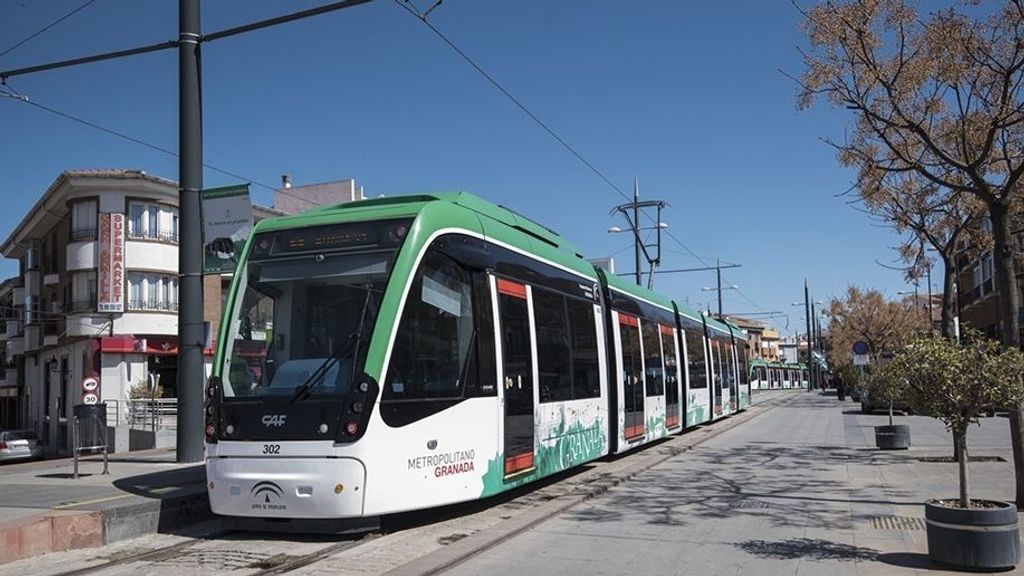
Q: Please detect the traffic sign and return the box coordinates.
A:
[853,353,870,366]
[82,393,99,405]
[82,377,98,392]
[853,341,869,355]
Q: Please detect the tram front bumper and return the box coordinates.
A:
[207,456,367,518]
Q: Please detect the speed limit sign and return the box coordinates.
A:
[83,393,99,405]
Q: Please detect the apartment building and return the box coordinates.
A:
[0,170,363,453]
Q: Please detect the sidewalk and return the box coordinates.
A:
[0,448,210,564]
[442,391,1024,576]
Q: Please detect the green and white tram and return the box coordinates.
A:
[205,192,752,520]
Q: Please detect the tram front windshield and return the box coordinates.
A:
[222,249,394,401]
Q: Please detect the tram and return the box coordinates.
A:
[750,359,809,390]
[205,192,752,519]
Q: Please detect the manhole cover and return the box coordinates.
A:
[870,516,926,530]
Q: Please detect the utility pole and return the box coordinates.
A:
[717,258,723,318]
[177,0,204,464]
[633,182,641,286]
[804,279,813,391]
[610,180,667,288]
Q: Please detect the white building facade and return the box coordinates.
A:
[1,170,363,454]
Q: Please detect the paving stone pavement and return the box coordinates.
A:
[25,390,995,576]
[443,392,1024,576]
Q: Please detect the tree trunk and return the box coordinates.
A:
[957,428,970,509]
[888,399,894,427]
[940,254,956,340]
[953,437,962,462]
[990,201,1024,510]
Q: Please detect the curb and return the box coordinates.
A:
[384,393,792,576]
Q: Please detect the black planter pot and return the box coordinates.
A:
[925,499,1020,570]
[875,424,911,450]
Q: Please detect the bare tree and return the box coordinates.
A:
[799,0,1024,509]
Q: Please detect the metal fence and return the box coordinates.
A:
[105,398,178,431]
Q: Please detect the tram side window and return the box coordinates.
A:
[683,329,708,388]
[535,288,572,402]
[536,289,601,402]
[568,298,600,399]
[641,321,664,396]
[384,252,475,401]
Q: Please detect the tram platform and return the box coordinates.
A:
[0,448,209,564]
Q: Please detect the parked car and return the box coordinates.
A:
[0,430,44,463]
[860,389,913,415]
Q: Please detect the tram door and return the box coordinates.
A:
[497,279,536,477]
[710,340,723,415]
[618,314,645,440]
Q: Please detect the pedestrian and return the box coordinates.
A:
[835,371,846,401]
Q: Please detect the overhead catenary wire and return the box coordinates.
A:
[0,0,99,58]
[0,84,326,209]
[393,1,764,309]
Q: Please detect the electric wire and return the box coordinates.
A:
[394,0,756,308]
[0,0,98,58]
[0,84,325,209]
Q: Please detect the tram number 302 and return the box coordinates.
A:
[262,444,281,455]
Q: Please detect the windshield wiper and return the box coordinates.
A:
[290,356,340,403]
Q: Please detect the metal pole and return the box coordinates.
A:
[805,279,812,390]
[717,259,723,318]
[177,0,204,463]
[926,261,933,327]
[633,180,641,286]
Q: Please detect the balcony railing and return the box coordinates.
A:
[69,297,98,313]
[127,229,179,244]
[128,299,179,312]
[70,227,98,242]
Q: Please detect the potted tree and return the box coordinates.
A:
[887,330,1024,570]
[864,366,910,449]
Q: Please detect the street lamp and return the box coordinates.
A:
[607,222,669,288]
[702,284,738,318]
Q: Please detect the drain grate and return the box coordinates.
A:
[731,500,771,509]
[870,516,926,530]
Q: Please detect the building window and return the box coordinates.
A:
[127,202,179,243]
[71,271,97,312]
[127,273,178,312]
[70,200,98,241]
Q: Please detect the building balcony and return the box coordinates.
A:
[68,297,98,314]
[5,320,22,338]
[5,336,23,361]
[70,226,97,243]
[67,239,97,271]
[125,240,177,274]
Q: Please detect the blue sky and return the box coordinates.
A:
[0,1,915,336]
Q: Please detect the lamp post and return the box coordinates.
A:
[702,281,739,318]
[607,221,668,288]
[609,181,668,288]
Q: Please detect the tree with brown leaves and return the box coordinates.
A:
[826,286,928,372]
[799,0,1024,509]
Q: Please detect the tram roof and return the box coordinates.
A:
[250,191,598,279]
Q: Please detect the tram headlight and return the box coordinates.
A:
[351,401,363,414]
[206,376,221,398]
[205,424,216,438]
[345,421,359,435]
[358,381,369,393]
